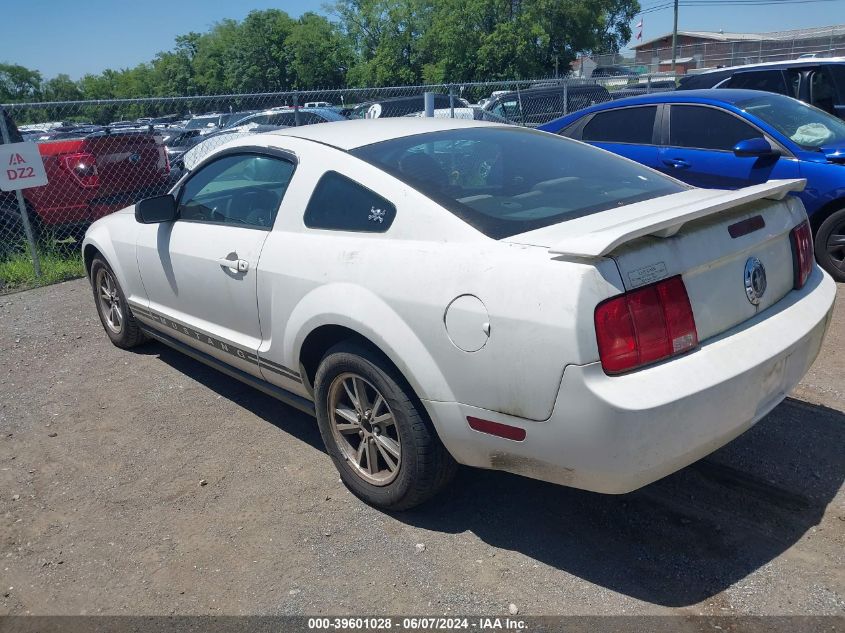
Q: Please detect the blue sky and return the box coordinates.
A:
[1,0,841,79]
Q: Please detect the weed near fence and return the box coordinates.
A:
[0,243,84,293]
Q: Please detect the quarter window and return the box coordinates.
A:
[582,106,658,144]
[304,171,396,232]
[522,92,564,123]
[725,70,797,97]
[810,69,837,115]
[177,153,294,229]
[491,99,520,121]
[669,106,759,151]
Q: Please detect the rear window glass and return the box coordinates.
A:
[350,127,686,239]
[726,70,796,97]
[582,107,657,144]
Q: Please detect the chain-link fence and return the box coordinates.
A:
[0,75,670,289]
[589,24,845,74]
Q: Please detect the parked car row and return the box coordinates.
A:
[5,59,845,275]
[0,109,171,249]
[541,87,845,281]
[677,57,845,120]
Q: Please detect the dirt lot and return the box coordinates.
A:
[0,278,843,617]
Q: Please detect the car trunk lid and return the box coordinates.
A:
[505,179,808,344]
[80,131,168,198]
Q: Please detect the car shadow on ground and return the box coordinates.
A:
[146,343,325,452]
[148,343,844,608]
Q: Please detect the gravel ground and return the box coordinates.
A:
[0,278,843,617]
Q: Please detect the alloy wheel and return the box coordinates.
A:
[328,372,401,486]
[96,268,123,334]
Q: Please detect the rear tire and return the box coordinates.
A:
[814,207,845,282]
[90,256,146,349]
[314,341,457,511]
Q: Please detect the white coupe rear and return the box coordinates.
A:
[82,119,836,509]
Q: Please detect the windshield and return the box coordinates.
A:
[185,116,218,130]
[224,112,258,128]
[351,127,687,239]
[737,94,845,149]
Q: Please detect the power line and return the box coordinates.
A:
[635,0,842,14]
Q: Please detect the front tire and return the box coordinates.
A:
[814,207,845,282]
[90,256,146,349]
[314,342,457,510]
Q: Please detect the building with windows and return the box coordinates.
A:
[631,24,845,73]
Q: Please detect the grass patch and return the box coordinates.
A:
[0,247,85,293]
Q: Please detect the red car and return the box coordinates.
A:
[1,108,170,244]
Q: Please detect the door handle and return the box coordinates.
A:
[216,257,249,273]
[662,158,691,169]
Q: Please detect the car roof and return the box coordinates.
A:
[579,88,780,109]
[244,107,342,118]
[691,56,845,76]
[496,83,604,98]
[262,118,504,150]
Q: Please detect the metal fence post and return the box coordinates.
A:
[563,81,568,116]
[448,85,456,119]
[293,91,301,126]
[0,111,41,278]
[424,92,434,117]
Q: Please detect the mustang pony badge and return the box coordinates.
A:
[744,257,767,306]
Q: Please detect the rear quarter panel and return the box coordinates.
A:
[254,138,625,421]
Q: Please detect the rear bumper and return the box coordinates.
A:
[425,267,836,493]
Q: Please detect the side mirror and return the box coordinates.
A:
[135,194,177,224]
[822,147,845,164]
[733,137,781,158]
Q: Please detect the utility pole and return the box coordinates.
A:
[671,0,679,73]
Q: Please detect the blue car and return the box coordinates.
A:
[539,89,845,280]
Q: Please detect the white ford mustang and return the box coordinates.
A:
[83,119,836,510]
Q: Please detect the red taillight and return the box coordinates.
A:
[60,152,99,187]
[595,275,698,375]
[790,220,813,289]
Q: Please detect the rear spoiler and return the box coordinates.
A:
[549,179,806,258]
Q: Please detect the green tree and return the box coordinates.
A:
[42,74,82,102]
[332,0,434,86]
[0,63,42,102]
[421,0,639,82]
[191,20,240,94]
[152,32,202,96]
[286,12,352,89]
[225,9,296,92]
[12,0,640,108]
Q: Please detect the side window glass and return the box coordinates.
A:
[810,69,837,115]
[492,100,520,121]
[669,106,759,151]
[786,69,801,97]
[178,154,295,229]
[726,70,789,95]
[523,93,562,121]
[828,65,845,98]
[267,113,295,126]
[582,107,657,144]
[304,171,396,232]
